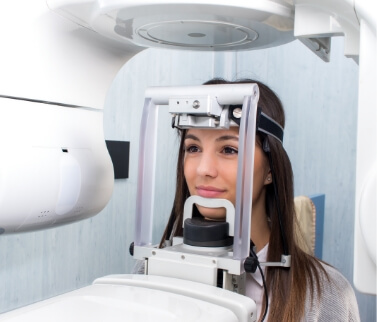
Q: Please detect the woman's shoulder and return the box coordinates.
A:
[320,262,354,289]
[304,261,360,321]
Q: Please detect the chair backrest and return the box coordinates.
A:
[294,195,316,255]
[294,194,325,259]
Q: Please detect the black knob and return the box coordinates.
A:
[129,242,134,256]
[244,256,258,273]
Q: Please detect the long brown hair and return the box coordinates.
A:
[160,78,326,321]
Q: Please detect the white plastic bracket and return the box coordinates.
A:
[183,196,235,236]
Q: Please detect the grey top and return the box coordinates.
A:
[303,263,360,322]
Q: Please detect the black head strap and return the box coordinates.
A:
[256,108,284,144]
[229,105,284,144]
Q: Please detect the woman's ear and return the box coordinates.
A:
[264,170,272,185]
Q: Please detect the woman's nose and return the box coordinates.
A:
[196,152,218,178]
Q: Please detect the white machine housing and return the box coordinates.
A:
[0,275,257,322]
[0,98,113,233]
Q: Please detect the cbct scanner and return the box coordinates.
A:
[0,0,375,321]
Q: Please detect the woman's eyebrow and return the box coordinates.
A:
[216,135,239,142]
[184,134,239,142]
[184,134,200,141]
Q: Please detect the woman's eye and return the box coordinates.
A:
[185,145,200,153]
[222,146,238,155]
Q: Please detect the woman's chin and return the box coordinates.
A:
[197,206,226,221]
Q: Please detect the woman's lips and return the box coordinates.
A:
[196,186,226,198]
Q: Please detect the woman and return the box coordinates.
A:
[159,78,360,321]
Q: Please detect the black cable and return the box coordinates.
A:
[257,261,269,322]
[250,244,269,321]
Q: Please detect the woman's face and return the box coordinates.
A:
[183,128,271,220]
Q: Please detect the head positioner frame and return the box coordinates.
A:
[135,84,258,264]
[134,83,289,273]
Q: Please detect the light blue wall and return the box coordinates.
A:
[0,38,375,321]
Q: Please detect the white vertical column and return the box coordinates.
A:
[353,18,377,295]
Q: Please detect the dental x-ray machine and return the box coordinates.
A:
[0,0,375,320]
